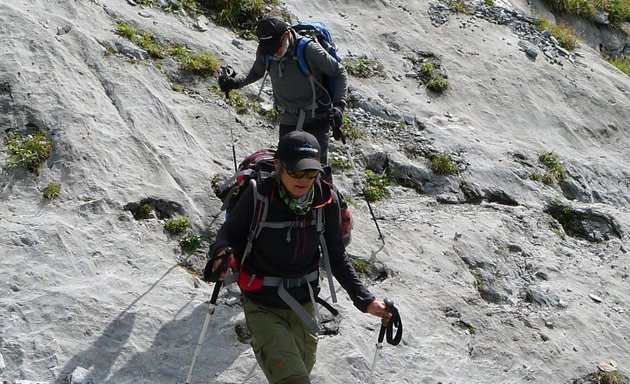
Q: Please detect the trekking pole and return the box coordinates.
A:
[221,65,238,172]
[340,130,385,244]
[367,298,403,384]
[185,247,233,384]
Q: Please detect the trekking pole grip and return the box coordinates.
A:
[209,247,233,304]
[221,64,235,99]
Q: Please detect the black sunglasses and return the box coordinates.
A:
[283,164,320,179]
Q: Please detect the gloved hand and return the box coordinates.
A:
[203,247,233,282]
[330,102,346,143]
[218,74,240,94]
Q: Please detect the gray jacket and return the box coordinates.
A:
[236,29,348,126]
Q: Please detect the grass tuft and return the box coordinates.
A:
[5,130,53,174]
[164,216,190,235]
[43,183,61,199]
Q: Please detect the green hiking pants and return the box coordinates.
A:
[243,296,318,384]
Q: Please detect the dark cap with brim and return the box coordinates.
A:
[256,17,288,55]
[275,131,323,172]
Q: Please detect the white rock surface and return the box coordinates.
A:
[0,0,628,383]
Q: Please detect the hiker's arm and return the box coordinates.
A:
[212,183,256,262]
[235,50,267,88]
[305,42,348,105]
[325,200,375,312]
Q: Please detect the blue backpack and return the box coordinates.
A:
[292,21,341,98]
[261,21,341,121]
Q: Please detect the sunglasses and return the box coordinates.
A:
[285,167,320,179]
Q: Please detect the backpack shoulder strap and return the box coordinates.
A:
[240,178,269,265]
[295,37,313,76]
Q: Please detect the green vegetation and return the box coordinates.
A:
[471,269,484,292]
[164,216,190,235]
[115,21,219,76]
[331,156,352,170]
[596,370,625,384]
[542,0,630,25]
[539,151,566,183]
[363,169,390,202]
[427,75,449,92]
[179,232,201,252]
[484,0,495,5]
[134,203,154,220]
[43,183,61,199]
[420,63,436,78]
[351,258,372,276]
[178,51,220,76]
[196,0,268,36]
[340,115,365,141]
[430,154,459,175]
[5,130,53,174]
[451,0,472,14]
[608,56,630,76]
[343,57,386,78]
[536,19,578,50]
[419,62,449,93]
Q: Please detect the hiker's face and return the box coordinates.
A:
[273,32,290,58]
[276,160,317,198]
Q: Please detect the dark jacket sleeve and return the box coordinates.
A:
[324,192,374,312]
[212,181,255,261]
[304,41,348,105]
[235,48,267,88]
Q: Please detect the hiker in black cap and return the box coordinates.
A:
[209,131,391,384]
[218,16,348,168]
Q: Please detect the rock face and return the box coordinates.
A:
[1,1,629,384]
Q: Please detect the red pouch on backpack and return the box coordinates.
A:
[238,268,264,292]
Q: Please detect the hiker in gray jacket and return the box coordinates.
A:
[219,16,348,167]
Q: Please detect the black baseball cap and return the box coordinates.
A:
[275,131,323,172]
[256,17,289,55]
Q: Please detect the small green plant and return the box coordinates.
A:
[484,0,495,5]
[343,57,386,78]
[172,84,187,93]
[471,269,484,292]
[116,21,137,40]
[227,92,254,114]
[135,30,167,59]
[529,172,543,182]
[539,151,565,182]
[608,56,630,76]
[202,0,266,35]
[180,232,201,252]
[179,52,220,76]
[451,0,472,14]
[134,203,154,220]
[596,369,625,384]
[430,154,459,175]
[331,156,352,170]
[420,63,436,78]
[340,115,365,140]
[363,169,390,202]
[536,19,578,50]
[5,130,53,174]
[351,258,372,276]
[43,182,61,199]
[427,75,449,92]
[164,216,190,235]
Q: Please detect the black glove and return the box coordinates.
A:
[330,102,345,143]
[203,246,232,282]
[218,75,240,94]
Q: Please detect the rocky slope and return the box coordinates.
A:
[1,0,629,383]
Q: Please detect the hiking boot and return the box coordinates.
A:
[341,207,353,246]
